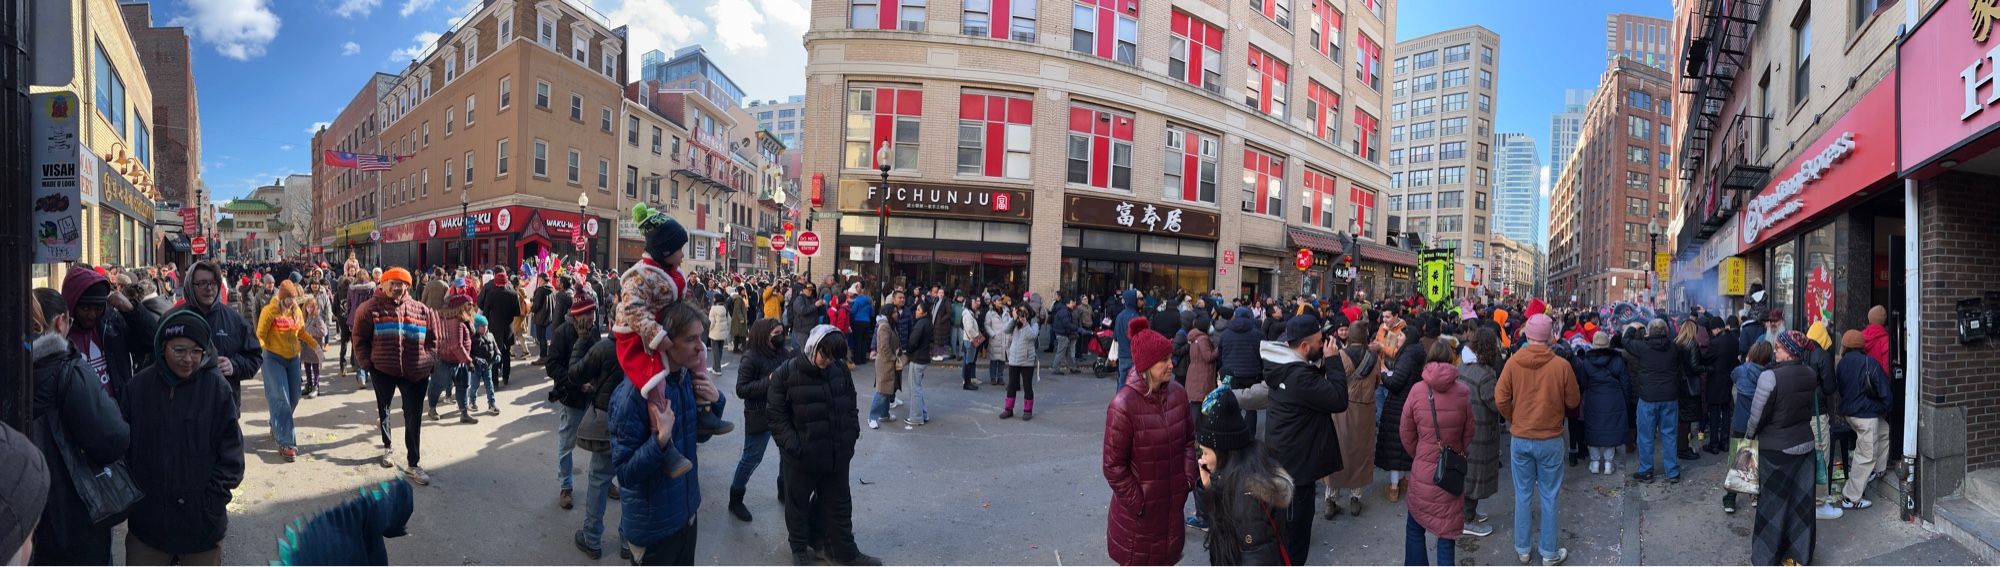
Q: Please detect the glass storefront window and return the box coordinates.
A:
[985,223,1030,243]
[1062,228,1081,247]
[839,215,880,235]
[1082,230,1137,251]
[888,218,935,238]
[1803,223,1838,330]
[1771,240,1797,326]
[936,219,982,240]
[1139,234,1179,255]
[1182,240,1215,258]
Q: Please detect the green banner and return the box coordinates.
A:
[1419,248,1456,314]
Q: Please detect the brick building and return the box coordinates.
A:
[32,0,158,285]
[802,0,1403,301]
[1387,25,1499,297]
[118,3,196,208]
[1547,56,1676,306]
[313,73,398,266]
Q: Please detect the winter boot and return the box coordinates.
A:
[697,404,735,436]
[1022,399,1034,421]
[729,488,753,522]
[999,396,1016,420]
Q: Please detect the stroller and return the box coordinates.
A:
[1088,318,1118,379]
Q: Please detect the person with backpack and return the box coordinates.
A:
[1834,330,1892,510]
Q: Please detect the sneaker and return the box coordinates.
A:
[824,549,883,567]
[406,466,432,486]
[490,406,501,416]
[1542,548,1569,566]
[902,417,926,427]
[792,551,816,566]
[1589,460,1601,475]
[280,447,297,462]
[1723,493,1739,514]
[1462,521,1494,537]
[1815,503,1845,520]
[1518,553,1533,565]
[970,379,983,386]
[1632,472,1656,484]
[1471,511,1490,523]
[378,449,395,468]
[1678,450,1702,461]
[427,409,440,422]
[468,404,481,414]
[889,399,904,409]
[1185,516,1210,531]
[1840,498,1873,510]
[962,383,979,391]
[1668,475,1682,484]
[868,419,880,430]
[620,545,631,560]
[573,531,602,560]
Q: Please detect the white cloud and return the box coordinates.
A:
[757,0,809,32]
[280,144,295,151]
[388,32,443,63]
[400,0,438,17]
[341,41,361,56]
[333,0,380,18]
[1538,166,1551,196]
[169,0,282,61]
[305,121,331,134]
[707,0,767,53]
[600,0,705,69]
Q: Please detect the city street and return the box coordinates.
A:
[205,345,1976,565]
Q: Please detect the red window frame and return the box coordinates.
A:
[1307,80,1340,144]
[1068,104,1135,190]
[1242,146,1284,215]
[1165,125,1218,204]
[1169,11,1222,90]
[1303,167,1339,228]
[1349,184,1376,237]
[1352,108,1379,162]
[1356,33,1382,89]
[857,85,923,169]
[968,0,1017,39]
[1308,0,1342,60]
[959,90,1034,178]
[1075,0,1138,62]
[1245,47,1289,118]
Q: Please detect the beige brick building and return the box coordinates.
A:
[1387,25,1498,297]
[801,0,1400,301]
[33,0,158,284]
[313,73,397,266]
[367,0,628,271]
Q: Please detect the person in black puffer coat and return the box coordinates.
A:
[729,317,789,522]
[766,326,880,566]
[1628,320,1693,482]
[1216,308,1265,387]
[570,329,626,558]
[1376,325,1426,502]
[1702,316,1740,454]
[120,309,246,563]
[25,290,131,566]
[544,301,601,510]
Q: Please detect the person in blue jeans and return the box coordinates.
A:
[729,318,788,522]
[1626,319,1693,483]
[1494,313,1577,566]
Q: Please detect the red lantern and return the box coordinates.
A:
[1294,248,1313,271]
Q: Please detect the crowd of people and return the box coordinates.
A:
[0,219,1899,566]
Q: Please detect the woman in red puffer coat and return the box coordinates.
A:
[1401,340,1474,566]
[1102,318,1194,566]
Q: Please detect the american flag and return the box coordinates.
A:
[323,150,403,172]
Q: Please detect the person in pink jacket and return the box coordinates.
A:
[1402,340,1474,566]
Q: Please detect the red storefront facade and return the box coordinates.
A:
[377,205,608,271]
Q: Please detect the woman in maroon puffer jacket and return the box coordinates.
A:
[1102,318,1194,566]
[1401,340,1474,566]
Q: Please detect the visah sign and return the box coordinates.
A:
[1744,132,1856,245]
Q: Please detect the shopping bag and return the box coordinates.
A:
[1725,436,1760,495]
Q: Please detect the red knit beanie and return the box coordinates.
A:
[1128,318,1174,373]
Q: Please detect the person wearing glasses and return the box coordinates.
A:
[177,261,264,407]
[120,308,246,565]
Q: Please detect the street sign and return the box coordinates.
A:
[770,234,789,252]
[811,211,845,221]
[796,231,821,256]
[1294,248,1313,271]
[369,230,381,241]
[190,237,209,255]
[30,92,82,263]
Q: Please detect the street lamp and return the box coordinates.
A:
[459,190,470,268]
[578,192,590,267]
[874,142,892,288]
[1647,218,1660,308]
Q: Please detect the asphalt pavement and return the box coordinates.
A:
[205,343,1977,565]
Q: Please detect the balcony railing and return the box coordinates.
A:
[1677,0,1761,184]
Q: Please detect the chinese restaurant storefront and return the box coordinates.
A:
[378,206,607,271]
[1060,193,1220,300]
[834,179,1032,292]
[1354,241,1418,302]
[95,155,156,269]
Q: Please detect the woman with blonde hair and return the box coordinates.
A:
[301,285,329,399]
[258,280,320,462]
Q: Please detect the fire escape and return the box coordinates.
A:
[1676,0,1767,258]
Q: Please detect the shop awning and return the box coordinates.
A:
[1358,241,1418,267]
[982,253,1029,266]
[892,250,933,263]
[1287,228,1346,253]
[935,251,979,266]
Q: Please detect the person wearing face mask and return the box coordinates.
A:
[1261,314,1351,564]
[353,267,442,486]
[120,309,246,565]
[727,318,789,524]
[1102,318,1193,567]
[1193,388,1292,566]
[177,261,263,407]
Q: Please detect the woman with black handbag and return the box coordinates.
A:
[26,289,133,565]
[1400,340,1473,566]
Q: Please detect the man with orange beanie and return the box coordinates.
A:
[353,267,442,485]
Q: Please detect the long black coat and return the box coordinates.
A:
[544,320,600,409]
[1573,348,1632,448]
[766,356,861,472]
[1375,337,1428,472]
[120,363,245,555]
[477,282,522,342]
[27,334,130,564]
[734,345,788,435]
[1265,351,1351,482]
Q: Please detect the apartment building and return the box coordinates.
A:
[1547,56,1677,306]
[313,73,398,266]
[1492,132,1537,246]
[1606,13,1674,72]
[750,95,805,149]
[1388,25,1500,296]
[33,0,159,283]
[803,0,1405,301]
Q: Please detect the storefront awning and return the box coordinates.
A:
[1287,228,1346,253]
[1358,241,1418,267]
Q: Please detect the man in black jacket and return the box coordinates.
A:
[478,271,523,387]
[1703,316,1740,454]
[767,326,881,567]
[531,280,554,363]
[1261,315,1349,565]
[1628,319,1693,483]
[178,261,263,407]
[545,297,600,511]
[120,309,245,564]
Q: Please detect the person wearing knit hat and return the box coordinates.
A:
[1102,316,1194,567]
[426,292,480,425]
[124,308,246,564]
[1192,388,1293,566]
[1259,313,1353,563]
[1745,327,1823,564]
[1493,310,1579,565]
[763,323,880,566]
[466,313,501,416]
[0,422,49,566]
[1862,306,1892,375]
[1833,328,1892,511]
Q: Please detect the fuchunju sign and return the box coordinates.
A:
[1742,132,1855,245]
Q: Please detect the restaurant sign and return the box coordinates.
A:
[1062,193,1220,240]
[836,178,1029,220]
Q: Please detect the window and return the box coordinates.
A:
[466,94,476,124]
[1410,145,1434,163]
[1308,0,1343,61]
[1626,197,1648,217]
[1439,190,1464,208]
[573,33,590,63]
[537,12,555,47]
[963,0,991,36]
[1441,117,1465,135]
[628,116,640,145]
[532,141,548,176]
[500,13,513,40]
[445,107,455,135]
[1410,121,1435,140]
[444,159,453,189]
[1480,45,1493,64]
[494,139,511,176]
[1437,215,1462,232]
[499,77,512,109]
[1413,51,1437,69]
[1474,189,1487,209]
[134,116,150,167]
[1472,241,1485,257]
[1625,222,1646,243]
[963,0,1036,40]
[1412,74,1438,92]
[536,81,550,109]
[1164,125,1219,203]
[1408,170,1431,187]
[1349,186,1376,236]
[1407,192,1432,209]
[1628,116,1651,138]
[1251,0,1292,26]
[1477,118,1489,137]
[844,85,923,170]
[651,126,662,153]
[1303,168,1340,227]
[1244,47,1289,119]
[1352,109,1379,162]
[1241,146,1284,214]
[598,159,610,190]
[1073,0,1137,64]
[1442,93,1467,112]
[1169,12,1224,93]
[602,107,613,132]
[1759,71,1774,150]
[851,0,880,28]
[1628,145,1649,163]
[1627,170,1649,189]
[1628,250,1648,269]
[957,90,1034,179]
[464,151,474,182]
[420,169,429,198]
[1389,149,1404,165]
[1307,81,1341,145]
[1441,69,1467,88]
[1390,125,1405,142]
[1067,104,1136,191]
[445,56,457,82]
[566,149,580,183]
[1393,80,1406,97]
[625,166,639,198]
[1443,44,1470,63]
[1658,123,1672,145]
[1441,142,1466,160]
[603,51,616,77]
[1856,0,1887,28]
[1355,34,1382,90]
[94,44,127,135]
[1659,150,1673,169]
[1478,94,1491,112]
[1390,174,1403,188]
[899,0,927,31]
[1626,88,1653,110]
[1391,103,1406,120]
[1793,5,1813,104]
[1478,69,1492,89]
[1411,98,1436,116]
[569,94,583,120]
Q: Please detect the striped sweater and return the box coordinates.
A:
[352,295,441,380]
